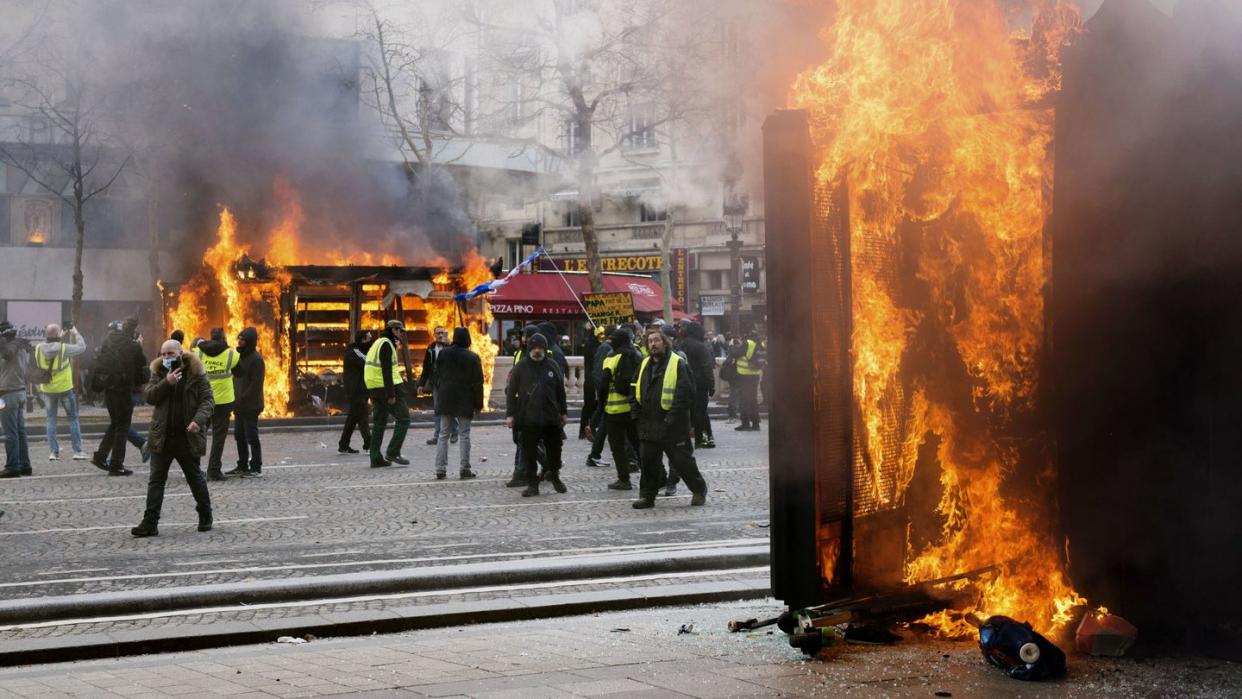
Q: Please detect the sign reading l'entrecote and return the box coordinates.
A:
[583,292,635,328]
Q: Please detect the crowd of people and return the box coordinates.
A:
[0,313,766,533]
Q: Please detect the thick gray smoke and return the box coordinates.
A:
[41,0,474,268]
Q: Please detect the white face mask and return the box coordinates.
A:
[162,356,177,369]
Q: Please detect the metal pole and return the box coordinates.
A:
[728,230,743,338]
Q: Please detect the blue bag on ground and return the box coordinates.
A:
[978,615,1067,681]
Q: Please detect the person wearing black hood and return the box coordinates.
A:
[90,317,146,476]
[433,328,483,480]
[230,327,265,478]
[505,333,568,497]
[537,322,569,376]
[676,320,716,449]
[505,323,547,486]
[194,328,239,481]
[338,331,373,454]
[594,327,643,490]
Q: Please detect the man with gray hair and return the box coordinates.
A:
[35,323,88,461]
[0,321,32,478]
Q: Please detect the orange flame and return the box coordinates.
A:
[794,0,1086,634]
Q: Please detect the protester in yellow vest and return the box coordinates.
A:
[730,332,765,432]
[593,327,643,491]
[194,328,239,481]
[35,324,88,461]
[365,320,411,467]
[631,329,707,509]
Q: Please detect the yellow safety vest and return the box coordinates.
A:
[364,336,403,390]
[737,340,761,376]
[35,345,73,394]
[635,352,681,411]
[602,354,632,415]
[514,349,523,365]
[196,348,239,405]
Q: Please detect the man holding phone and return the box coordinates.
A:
[131,340,215,538]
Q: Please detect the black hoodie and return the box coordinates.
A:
[232,327,265,414]
[433,328,484,418]
[343,335,372,397]
[676,322,716,393]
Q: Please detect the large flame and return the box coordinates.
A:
[793,0,1085,634]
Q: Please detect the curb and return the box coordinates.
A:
[0,574,772,667]
[0,545,768,626]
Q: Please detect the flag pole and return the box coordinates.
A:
[536,249,599,328]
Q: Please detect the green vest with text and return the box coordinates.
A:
[196,348,239,405]
[35,345,73,394]
[635,351,681,411]
[364,336,403,390]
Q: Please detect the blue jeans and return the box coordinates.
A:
[434,415,472,474]
[1,390,31,473]
[45,390,83,456]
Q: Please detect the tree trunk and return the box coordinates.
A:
[71,204,85,328]
[660,214,674,322]
[578,161,604,293]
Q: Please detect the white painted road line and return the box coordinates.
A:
[0,566,770,631]
[0,516,308,537]
[434,495,693,510]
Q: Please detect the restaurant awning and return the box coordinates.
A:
[486,272,685,319]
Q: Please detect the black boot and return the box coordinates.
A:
[521,484,539,497]
[207,468,225,482]
[632,497,655,509]
[547,471,567,493]
[198,511,213,532]
[131,520,159,537]
[505,469,526,487]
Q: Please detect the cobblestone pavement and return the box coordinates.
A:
[0,422,770,600]
[1,600,1238,698]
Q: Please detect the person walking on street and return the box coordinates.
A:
[584,327,614,468]
[91,318,145,476]
[35,324,89,461]
[0,322,33,478]
[432,328,483,480]
[676,320,717,449]
[632,329,708,509]
[131,339,214,537]
[579,327,602,440]
[596,327,642,491]
[731,330,765,431]
[419,326,457,446]
[194,328,239,481]
[505,333,567,497]
[366,320,411,468]
[338,331,372,454]
[230,327,265,478]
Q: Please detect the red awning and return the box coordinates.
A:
[487,272,683,318]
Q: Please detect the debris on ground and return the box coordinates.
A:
[678,624,697,635]
[728,616,779,633]
[1076,612,1138,657]
[610,628,630,633]
[843,623,902,645]
[276,636,307,644]
[978,615,1066,681]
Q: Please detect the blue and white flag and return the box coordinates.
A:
[454,247,544,302]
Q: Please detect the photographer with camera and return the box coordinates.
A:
[34,323,88,462]
[0,321,33,478]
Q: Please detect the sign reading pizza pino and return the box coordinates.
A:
[583,292,636,328]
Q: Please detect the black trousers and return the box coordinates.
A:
[736,374,761,426]
[691,386,714,442]
[604,413,638,480]
[587,414,609,460]
[579,382,597,438]
[143,443,211,523]
[206,403,233,473]
[639,438,706,500]
[339,392,371,450]
[234,410,262,471]
[95,389,134,468]
[519,425,562,487]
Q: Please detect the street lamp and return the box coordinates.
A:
[723,193,748,339]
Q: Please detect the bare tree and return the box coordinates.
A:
[0,26,129,326]
[465,0,702,293]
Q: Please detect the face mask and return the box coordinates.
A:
[162,357,177,369]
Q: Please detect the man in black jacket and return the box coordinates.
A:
[419,326,457,446]
[433,328,483,480]
[230,327,265,478]
[91,318,146,476]
[632,329,707,509]
[677,321,717,449]
[594,327,642,490]
[584,327,615,468]
[505,333,567,497]
[338,331,372,454]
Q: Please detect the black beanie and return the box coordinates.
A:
[527,332,548,350]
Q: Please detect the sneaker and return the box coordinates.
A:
[702,439,716,449]
[435,471,447,480]
[549,475,567,493]
[585,456,604,468]
[240,470,263,478]
[505,476,526,488]
[72,452,89,461]
[425,438,438,445]
[663,484,677,497]
[0,470,20,479]
[450,434,458,444]
[90,457,109,472]
[520,485,539,497]
[338,446,360,454]
[607,479,633,491]
[108,468,133,476]
[371,459,393,468]
[140,443,151,463]
[207,470,225,482]
[459,468,477,480]
[48,453,59,461]
[224,466,247,477]
[632,498,655,509]
[388,455,410,466]
[690,492,706,506]
[130,521,158,537]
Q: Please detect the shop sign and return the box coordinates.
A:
[700,295,726,317]
[583,292,635,327]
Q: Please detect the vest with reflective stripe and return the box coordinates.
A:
[514,349,523,365]
[36,345,73,394]
[736,340,761,376]
[364,336,403,390]
[196,348,239,405]
[635,352,681,411]
[601,354,632,415]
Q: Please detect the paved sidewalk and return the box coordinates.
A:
[1,600,1238,698]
